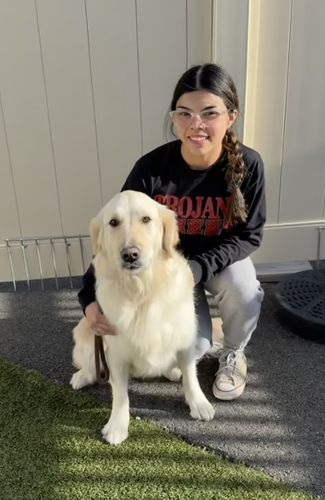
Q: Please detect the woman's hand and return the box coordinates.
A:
[85,302,116,336]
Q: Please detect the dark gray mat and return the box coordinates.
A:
[0,284,324,498]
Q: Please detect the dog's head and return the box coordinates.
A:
[90,190,179,274]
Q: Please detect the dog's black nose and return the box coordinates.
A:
[120,246,140,263]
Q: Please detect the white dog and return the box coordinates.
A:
[70,190,215,444]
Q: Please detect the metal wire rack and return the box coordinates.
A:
[0,235,91,291]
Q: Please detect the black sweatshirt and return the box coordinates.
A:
[78,140,266,312]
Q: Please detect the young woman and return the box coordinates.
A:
[78,63,266,401]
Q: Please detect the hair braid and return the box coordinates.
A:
[223,129,247,224]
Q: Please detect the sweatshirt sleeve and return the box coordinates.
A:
[78,263,96,314]
[192,154,266,283]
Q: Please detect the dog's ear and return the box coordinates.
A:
[159,205,179,256]
[89,217,103,255]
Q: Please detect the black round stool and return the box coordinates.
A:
[275,269,325,343]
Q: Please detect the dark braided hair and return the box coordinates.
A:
[222,129,247,223]
[170,63,247,225]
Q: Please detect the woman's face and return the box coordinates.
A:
[172,90,238,169]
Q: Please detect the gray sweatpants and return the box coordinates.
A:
[195,257,264,358]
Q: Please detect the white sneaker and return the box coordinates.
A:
[212,349,247,400]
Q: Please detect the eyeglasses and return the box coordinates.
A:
[169,108,229,124]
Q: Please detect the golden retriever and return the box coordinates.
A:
[70,190,215,444]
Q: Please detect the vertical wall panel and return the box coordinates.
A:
[0,0,62,237]
[0,98,21,238]
[137,0,187,153]
[86,0,142,204]
[253,224,322,263]
[187,0,212,66]
[244,0,291,223]
[212,0,249,137]
[36,0,102,234]
[279,0,325,223]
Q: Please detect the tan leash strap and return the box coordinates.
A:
[94,334,110,384]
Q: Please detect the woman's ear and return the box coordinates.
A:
[227,109,238,129]
[89,217,103,255]
[159,205,179,256]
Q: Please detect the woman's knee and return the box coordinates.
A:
[205,258,264,306]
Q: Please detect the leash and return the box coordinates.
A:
[94,334,110,384]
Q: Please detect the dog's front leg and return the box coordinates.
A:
[177,349,215,421]
[101,360,130,445]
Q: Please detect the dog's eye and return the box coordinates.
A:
[142,216,151,224]
[109,218,119,227]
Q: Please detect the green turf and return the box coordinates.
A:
[0,359,314,500]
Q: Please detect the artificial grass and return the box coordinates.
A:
[0,359,314,500]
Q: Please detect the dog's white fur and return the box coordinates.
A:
[70,190,214,444]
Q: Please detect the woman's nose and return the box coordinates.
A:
[189,113,205,127]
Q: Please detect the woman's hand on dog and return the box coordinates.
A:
[85,302,116,336]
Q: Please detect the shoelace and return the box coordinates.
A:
[217,349,243,380]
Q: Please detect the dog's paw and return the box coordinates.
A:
[101,420,128,445]
[163,367,182,382]
[70,370,93,390]
[189,398,215,421]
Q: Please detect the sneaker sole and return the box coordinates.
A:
[212,380,246,400]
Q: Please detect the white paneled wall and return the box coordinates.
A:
[0,0,325,284]
[136,0,187,153]
[187,0,213,67]
[212,0,249,137]
[279,0,325,223]
[85,0,142,204]
[244,0,291,224]
[36,0,103,235]
[0,0,62,239]
[0,95,21,239]
[243,0,325,263]
[0,0,212,282]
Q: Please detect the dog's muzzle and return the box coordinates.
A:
[120,246,142,270]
